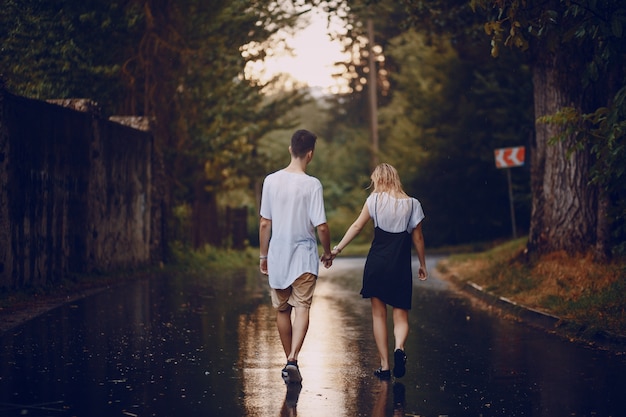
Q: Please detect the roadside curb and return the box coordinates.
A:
[447,274,626,354]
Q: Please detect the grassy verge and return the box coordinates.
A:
[436,238,626,337]
[168,242,258,271]
[0,240,351,313]
[0,244,257,314]
[0,244,262,333]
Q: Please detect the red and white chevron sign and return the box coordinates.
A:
[494,146,525,168]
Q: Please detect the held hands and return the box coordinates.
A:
[263,249,337,272]
[320,252,333,269]
[320,246,341,269]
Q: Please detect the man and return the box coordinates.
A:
[259,129,333,384]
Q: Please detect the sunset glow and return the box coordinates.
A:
[244,8,351,95]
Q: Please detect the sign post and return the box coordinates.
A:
[494,146,526,239]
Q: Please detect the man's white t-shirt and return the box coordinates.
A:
[260,170,327,289]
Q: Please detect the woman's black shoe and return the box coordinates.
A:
[393,349,407,378]
[374,367,391,380]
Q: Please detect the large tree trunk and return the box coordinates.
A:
[528,50,597,255]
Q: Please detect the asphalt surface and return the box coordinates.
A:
[1,256,626,416]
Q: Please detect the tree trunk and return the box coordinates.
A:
[227,206,248,250]
[594,189,610,261]
[528,51,597,255]
[192,177,220,248]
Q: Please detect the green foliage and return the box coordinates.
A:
[169,241,257,272]
[281,0,535,248]
[384,0,626,255]
[313,124,374,243]
[470,0,626,254]
[0,0,142,113]
[536,94,626,256]
[377,29,533,246]
[158,2,327,248]
[584,89,626,256]
[1,0,324,246]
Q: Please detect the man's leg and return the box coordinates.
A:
[285,273,316,362]
[278,307,307,384]
[276,305,303,384]
[281,273,316,383]
[276,306,293,358]
[286,306,310,362]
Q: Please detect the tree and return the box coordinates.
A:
[378,29,533,246]
[118,0,344,248]
[0,0,143,114]
[473,0,626,258]
[380,0,626,257]
[320,0,533,246]
[1,0,317,249]
[138,0,305,248]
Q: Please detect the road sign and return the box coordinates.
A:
[494,146,525,169]
[493,146,525,239]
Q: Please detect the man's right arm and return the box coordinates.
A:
[259,216,271,275]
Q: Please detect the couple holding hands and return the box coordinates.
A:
[259,129,428,385]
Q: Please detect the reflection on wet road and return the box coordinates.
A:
[1,256,625,416]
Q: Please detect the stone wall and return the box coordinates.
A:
[0,89,164,289]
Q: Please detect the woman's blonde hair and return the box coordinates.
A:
[370,163,408,197]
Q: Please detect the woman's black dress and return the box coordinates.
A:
[360,199,413,310]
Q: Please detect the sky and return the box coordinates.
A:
[245,8,350,95]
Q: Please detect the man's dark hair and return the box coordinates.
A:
[290,129,317,158]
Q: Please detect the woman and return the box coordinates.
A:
[331,163,428,380]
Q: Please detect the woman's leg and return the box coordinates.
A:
[392,308,409,351]
[392,307,409,378]
[371,297,389,370]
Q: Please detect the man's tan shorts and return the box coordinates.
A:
[270,272,317,311]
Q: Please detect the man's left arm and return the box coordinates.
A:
[316,222,332,267]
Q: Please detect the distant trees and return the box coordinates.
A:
[391,0,626,257]
[380,30,533,245]
[5,0,622,256]
[319,0,533,247]
[0,0,310,249]
[327,0,626,256]
[473,0,626,258]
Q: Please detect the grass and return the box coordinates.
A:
[169,241,258,271]
[0,243,258,314]
[437,238,626,337]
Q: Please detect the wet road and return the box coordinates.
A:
[1,256,626,416]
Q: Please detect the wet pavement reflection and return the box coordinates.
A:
[1,256,626,416]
